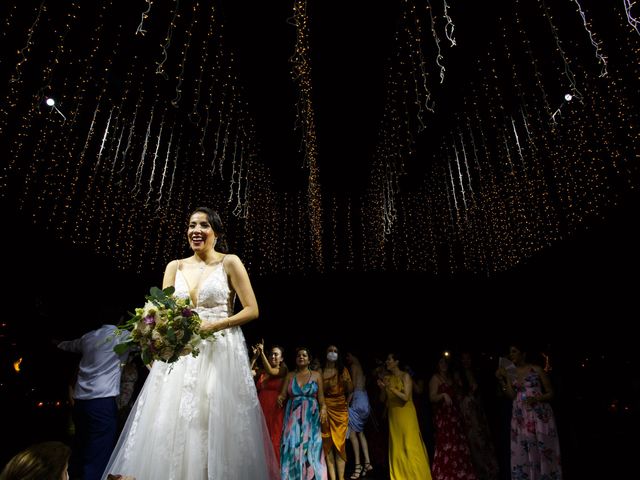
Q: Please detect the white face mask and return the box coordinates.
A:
[327,352,338,362]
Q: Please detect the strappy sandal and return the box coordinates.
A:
[350,464,363,479]
[362,463,374,476]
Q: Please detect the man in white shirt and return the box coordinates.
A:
[58,324,130,480]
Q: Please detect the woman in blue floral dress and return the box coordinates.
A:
[278,347,328,480]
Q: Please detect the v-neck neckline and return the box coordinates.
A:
[295,370,313,390]
[178,261,223,308]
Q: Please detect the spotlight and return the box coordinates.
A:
[44,96,67,121]
[564,94,573,102]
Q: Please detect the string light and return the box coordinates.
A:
[135,0,153,36]
[426,0,446,83]
[623,0,640,36]
[570,0,608,77]
[0,0,638,278]
[289,0,323,270]
[442,0,456,46]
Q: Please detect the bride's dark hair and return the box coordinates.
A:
[190,207,229,253]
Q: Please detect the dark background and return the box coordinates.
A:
[1,183,637,478]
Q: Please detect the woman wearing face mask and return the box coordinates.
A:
[321,345,354,480]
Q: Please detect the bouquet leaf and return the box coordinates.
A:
[114,341,133,356]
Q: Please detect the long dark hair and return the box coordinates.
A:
[323,344,346,377]
[0,441,71,480]
[190,206,229,253]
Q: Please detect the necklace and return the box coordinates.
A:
[195,255,218,271]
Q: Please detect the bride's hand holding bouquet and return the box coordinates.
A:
[114,286,213,365]
[199,318,232,337]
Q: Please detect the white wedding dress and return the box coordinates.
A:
[102,259,278,480]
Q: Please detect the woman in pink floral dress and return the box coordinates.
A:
[497,345,562,480]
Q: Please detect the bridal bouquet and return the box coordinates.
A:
[114,286,211,365]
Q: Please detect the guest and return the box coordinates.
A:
[251,340,288,466]
[115,355,139,432]
[310,355,323,372]
[377,352,432,480]
[0,441,70,480]
[428,353,477,480]
[278,347,328,479]
[458,351,499,480]
[345,352,373,479]
[321,345,353,480]
[57,323,130,480]
[366,361,390,475]
[496,344,562,480]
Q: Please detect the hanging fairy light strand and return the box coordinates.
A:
[156,0,180,79]
[135,0,153,36]
[442,0,456,47]
[623,0,640,35]
[289,0,324,270]
[570,0,608,77]
[10,0,45,84]
[426,0,446,83]
[540,0,583,104]
[145,110,165,206]
[171,0,198,108]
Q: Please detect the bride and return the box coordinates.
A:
[102,207,278,480]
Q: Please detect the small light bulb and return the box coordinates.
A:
[564,94,573,102]
[45,98,55,106]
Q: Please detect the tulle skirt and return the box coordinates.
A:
[102,327,278,480]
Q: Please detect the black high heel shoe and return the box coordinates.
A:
[350,464,363,479]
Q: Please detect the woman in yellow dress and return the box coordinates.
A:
[377,352,432,480]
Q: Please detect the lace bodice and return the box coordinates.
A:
[174,260,235,321]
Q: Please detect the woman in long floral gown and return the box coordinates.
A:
[429,355,477,480]
[497,345,562,480]
[278,347,328,480]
